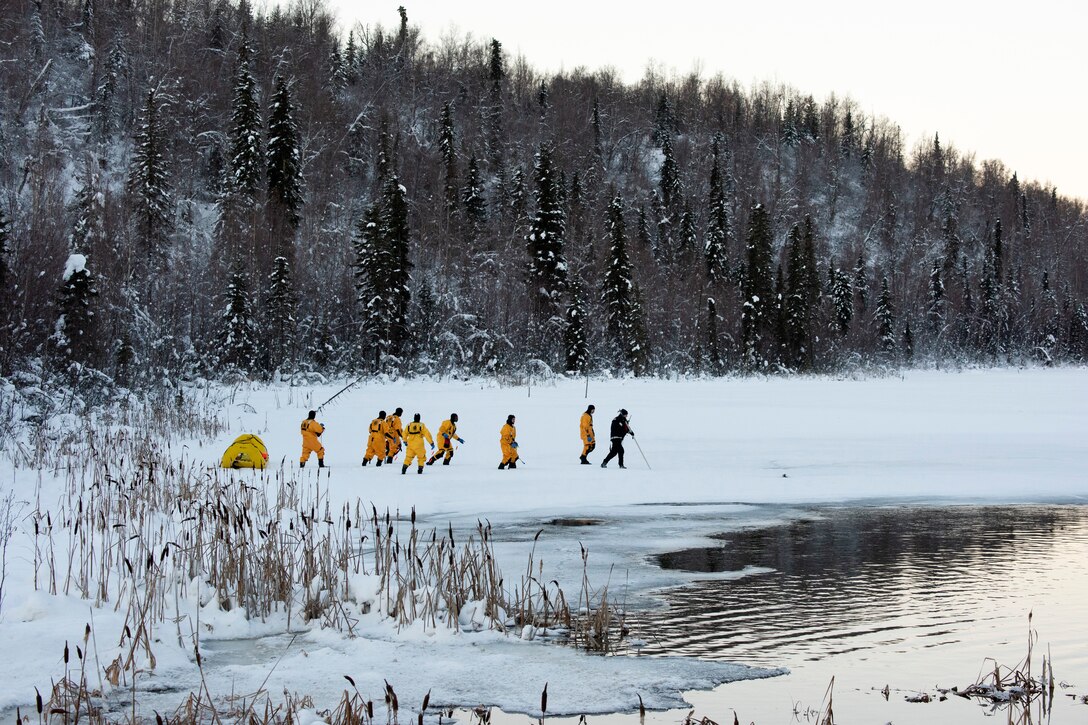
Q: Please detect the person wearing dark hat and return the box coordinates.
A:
[299,410,325,468]
[498,414,519,469]
[363,410,387,466]
[579,405,596,464]
[428,413,464,465]
[600,409,633,469]
[384,407,404,463]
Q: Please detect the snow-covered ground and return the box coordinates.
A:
[1,367,1086,719]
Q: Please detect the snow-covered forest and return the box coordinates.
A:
[1,0,1086,385]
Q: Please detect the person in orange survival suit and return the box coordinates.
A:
[300,410,325,468]
[384,407,404,463]
[401,413,435,474]
[362,411,387,466]
[579,404,596,464]
[428,413,464,465]
[498,414,518,469]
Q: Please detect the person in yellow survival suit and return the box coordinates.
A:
[401,413,435,474]
[579,404,596,465]
[362,411,387,466]
[300,410,325,468]
[498,414,518,469]
[428,413,465,466]
[384,407,404,463]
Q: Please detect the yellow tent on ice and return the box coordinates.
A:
[220,434,269,469]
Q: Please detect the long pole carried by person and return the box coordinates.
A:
[629,414,651,470]
[315,378,363,413]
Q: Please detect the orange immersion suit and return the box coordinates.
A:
[364,418,386,463]
[430,419,459,464]
[300,418,325,464]
[580,411,595,458]
[500,423,518,466]
[384,414,403,460]
[403,420,434,468]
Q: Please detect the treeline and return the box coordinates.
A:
[0,0,1085,387]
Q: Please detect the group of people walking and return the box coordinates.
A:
[298,405,634,472]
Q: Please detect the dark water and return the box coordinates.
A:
[629,505,1088,723]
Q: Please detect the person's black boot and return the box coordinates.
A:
[417,466,424,474]
[580,456,589,465]
[376,460,382,467]
[362,458,369,466]
[498,463,506,470]
[442,458,451,466]
[318,459,325,468]
[385,456,393,464]
[426,457,436,465]
[401,465,408,475]
[508,462,517,470]
[600,462,607,468]
[618,464,626,469]
[299,461,305,469]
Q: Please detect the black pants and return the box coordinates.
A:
[602,439,624,467]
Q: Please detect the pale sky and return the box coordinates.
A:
[327,0,1088,201]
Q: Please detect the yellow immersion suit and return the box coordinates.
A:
[500,423,518,466]
[580,412,595,458]
[364,418,386,463]
[430,419,458,464]
[384,414,403,460]
[300,418,325,464]
[403,420,434,468]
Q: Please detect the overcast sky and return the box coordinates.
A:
[326,0,1088,201]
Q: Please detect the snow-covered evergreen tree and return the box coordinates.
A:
[785,224,816,369]
[875,276,896,354]
[228,34,263,199]
[525,144,567,341]
[741,203,774,367]
[461,154,487,245]
[53,254,99,367]
[831,267,853,335]
[705,296,722,373]
[704,133,729,284]
[563,279,588,374]
[128,83,173,259]
[602,195,646,374]
[266,74,303,229]
[221,265,257,373]
[379,173,413,358]
[927,263,945,333]
[439,101,458,215]
[266,255,296,372]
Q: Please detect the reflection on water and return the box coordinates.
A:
[641,506,1088,669]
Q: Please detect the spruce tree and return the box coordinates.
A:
[875,276,896,354]
[563,279,588,374]
[927,263,945,332]
[266,255,296,372]
[704,133,729,284]
[352,203,383,360]
[902,321,914,360]
[128,83,173,258]
[486,39,504,166]
[602,195,646,373]
[439,101,458,215]
[741,203,774,367]
[678,202,697,263]
[53,255,99,367]
[991,219,1004,288]
[70,168,105,254]
[266,74,303,230]
[461,154,487,245]
[652,92,676,147]
[831,267,853,335]
[221,265,257,373]
[228,33,263,199]
[659,134,682,210]
[852,254,868,313]
[525,144,567,339]
[379,172,413,358]
[785,224,814,369]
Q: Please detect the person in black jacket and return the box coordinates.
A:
[600,409,633,469]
